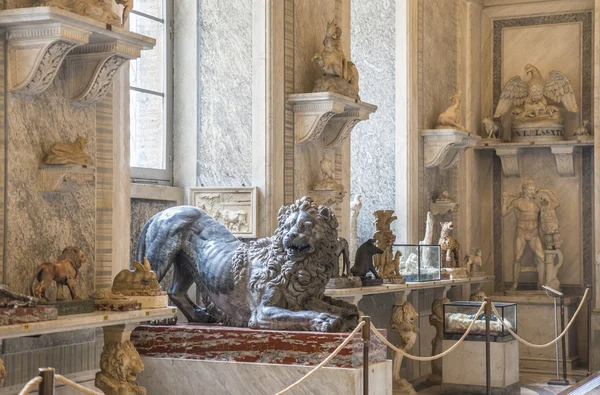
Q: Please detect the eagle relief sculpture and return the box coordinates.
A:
[494,64,579,141]
[137,196,359,332]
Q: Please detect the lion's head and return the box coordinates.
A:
[100,341,144,384]
[391,302,419,333]
[58,246,86,270]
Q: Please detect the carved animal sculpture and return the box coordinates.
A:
[437,92,463,130]
[463,248,483,274]
[333,237,351,277]
[438,222,460,268]
[494,64,578,119]
[95,341,145,395]
[30,247,86,301]
[222,210,249,232]
[112,258,163,296]
[391,302,420,392]
[313,20,346,78]
[469,289,487,302]
[419,211,434,245]
[379,250,402,278]
[0,285,38,308]
[137,196,359,331]
[483,117,500,139]
[574,120,590,136]
[351,239,383,279]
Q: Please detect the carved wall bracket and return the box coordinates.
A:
[495,146,520,177]
[0,7,155,97]
[39,165,95,192]
[421,129,480,170]
[287,92,377,150]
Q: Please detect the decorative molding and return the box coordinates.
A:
[494,146,520,177]
[420,129,480,170]
[189,187,258,238]
[550,145,575,177]
[288,92,377,150]
[39,165,95,192]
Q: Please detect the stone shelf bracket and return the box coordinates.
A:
[475,141,592,177]
[430,202,459,216]
[421,129,480,170]
[0,7,155,97]
[39,165,95,192]
[287,92,377,151]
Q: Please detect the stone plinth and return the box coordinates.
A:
[131,324,387,368]
[0,306,57,326]
[138,358,392,395]
[492,293,580,374]
[442,339,520,394]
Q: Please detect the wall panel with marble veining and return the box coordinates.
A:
[196,0,253,187]
[350,0,396,244]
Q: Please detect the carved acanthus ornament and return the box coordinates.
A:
[421,129,480,170]
[288,92,377,150]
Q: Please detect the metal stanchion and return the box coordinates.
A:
[361,316,370,395]
[38,367,55,395]
[484,298,491,395]
[559,294,569,385]
[587,285,592,377]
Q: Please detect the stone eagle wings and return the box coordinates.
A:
[494,64,578,118]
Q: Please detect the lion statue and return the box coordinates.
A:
[30,246,86,301]
[390,302,420,394]
[95,340,145,395]
[137,196,359,332]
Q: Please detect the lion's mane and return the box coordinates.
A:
[57,246,86,270]
[99,341,143,383]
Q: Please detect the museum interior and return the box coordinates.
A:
[0,0,600,394]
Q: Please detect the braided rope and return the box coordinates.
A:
[56,374,103,395]
[370,301,488,361]
[491,287,589,349]
[17,377,42,395]
[275,320,366,395]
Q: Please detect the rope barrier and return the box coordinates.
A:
[275,320,366,395]
[17,377,42,395]
[370,300,488,362]
[491,287,589,349]
[56,374,103,395]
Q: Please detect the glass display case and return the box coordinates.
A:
[443,301,517,338]
[394,244,441,282]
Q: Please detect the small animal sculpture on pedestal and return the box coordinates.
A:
[391,302,420,394]
[44,136,92,166]
[350,239,383,286]
[463,248,483,275]
[428,297,449,385]
[112,258,167,309]
[483,117,500,139]
[312,21,360,100]
[326,237,362,289]
[373,210,404,284]
[437,92,466,131]
[438,221,460,268]
[573,120,592,139]
[30,247,86,302]
[137,196,359,331]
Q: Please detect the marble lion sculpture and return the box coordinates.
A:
[137,196,359,332]
[95,341,145,395]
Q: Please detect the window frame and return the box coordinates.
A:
[129,0,174,185]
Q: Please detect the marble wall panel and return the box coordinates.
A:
[350,0,396,244]
[196,0,252,187]
[500,150,582,286]
[5,69,96,298]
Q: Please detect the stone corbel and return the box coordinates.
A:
[287,92,377,150]
[7,25,90,94]
[67,42,139,105]
[495,146,520,177]
[551,146,575,177]
[421,129,480,170]
[39,165,95,192]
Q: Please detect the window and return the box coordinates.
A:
[129,0,173,183]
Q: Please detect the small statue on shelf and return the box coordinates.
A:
[435,190,455,203]
[30,247,86,302]
[437,91,466,131]
[573,120,592,140]
[33,0,129,26]
[438,221,460,268]
[391,302,420,394]
[349,194,363,263]
[113,258,164,296]
[350,239,383,285]
[372,210,404,284]
[312,20,360,100]
[327,237,362,289]
[44,136,92,166]
[313,155,342,191]
[463,248,483,275]
[483,117,500,139]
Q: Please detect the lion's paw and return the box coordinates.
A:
[312,313,343,332]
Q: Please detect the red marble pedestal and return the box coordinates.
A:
[131,323,387,368]
[0,306,58,325]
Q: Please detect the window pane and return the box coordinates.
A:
[130,91,165,170]
[129,14,164,93]
[133,0,163,19]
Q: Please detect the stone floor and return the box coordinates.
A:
[416,373,600,394]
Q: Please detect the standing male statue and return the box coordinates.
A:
[502,179,558,290]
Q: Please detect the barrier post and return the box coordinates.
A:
[361,316,371,395]
[560,294,569,385]
[38,368,55,395]
[484,298,491,395]
[587,285,592,376]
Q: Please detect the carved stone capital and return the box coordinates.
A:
[67,42,138,105]
[495,146,520,177]
[39,165,95,192]
[421,129,480,170]
[288,92,377,149]
[551,145,575,177]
